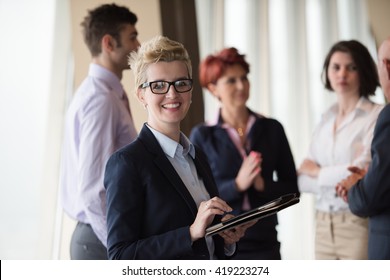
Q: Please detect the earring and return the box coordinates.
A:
[143,103,148,109]
[190,100,193,104]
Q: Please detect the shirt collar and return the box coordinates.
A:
[326,96,372,119]
[146,124,195,159]
[88,63,125,98]
[208,108,256,129]
[355,96,374,114]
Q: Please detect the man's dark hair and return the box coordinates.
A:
[81,3,137,56]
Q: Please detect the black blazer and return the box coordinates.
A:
[190,110,299,252]
[104,124,226,259]
[349,104,390,260]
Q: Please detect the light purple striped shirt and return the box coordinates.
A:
[59,63,137,246]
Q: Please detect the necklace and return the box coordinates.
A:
[237,127,244,137]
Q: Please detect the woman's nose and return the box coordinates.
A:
[165,85,179,98]
[338,67,347,77]
[236,79,245,90]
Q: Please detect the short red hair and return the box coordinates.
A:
[199,47,250,88]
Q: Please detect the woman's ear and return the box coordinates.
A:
[207,83,220,100]
[136,88,147,107]
[385,59,390,80]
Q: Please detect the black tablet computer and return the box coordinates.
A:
[205,193,300,237]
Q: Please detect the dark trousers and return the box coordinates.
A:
[70,222,108,260]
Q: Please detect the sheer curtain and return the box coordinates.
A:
[195,0,382,259]
[0,0,72,259]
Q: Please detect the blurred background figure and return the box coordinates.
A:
[190,47,299,259]
[298,40,383,259]
[59,3,139,259]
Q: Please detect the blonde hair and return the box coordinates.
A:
[128,35,192,93]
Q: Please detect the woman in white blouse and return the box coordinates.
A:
[298,40,383,259]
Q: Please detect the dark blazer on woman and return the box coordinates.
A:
[190,109,299,259]
[104,124,226,260]
[348,104,390,260]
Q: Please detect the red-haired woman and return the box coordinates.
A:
[190,48,299,259]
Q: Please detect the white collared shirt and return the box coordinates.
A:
[60,63,137,246]
[298,97,383,212]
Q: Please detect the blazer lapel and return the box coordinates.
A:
[193,148,223,230]
[246,112,265,151]
[192,149,218,198]
[215,128,242,157]
[138,124,198,217]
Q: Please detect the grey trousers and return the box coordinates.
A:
[70,222,108,260]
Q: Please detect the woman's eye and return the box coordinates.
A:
[152,82,165,89]
[226,78,236,84]
[331,65,340,71]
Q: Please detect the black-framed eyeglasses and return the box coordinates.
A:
[139,79,193,94]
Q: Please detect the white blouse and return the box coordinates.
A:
[298,97,383,212]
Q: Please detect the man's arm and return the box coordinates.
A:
[348,105,390,217]
[78,94,118,246]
